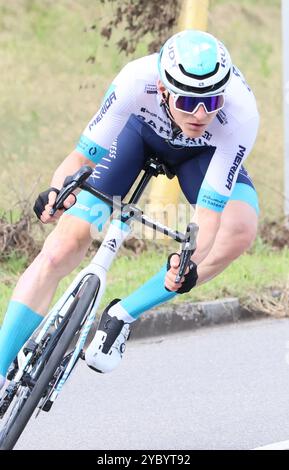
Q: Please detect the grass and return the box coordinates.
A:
[0,0,285,219]
[0,1,287,324]
[1,237,288,324]
[0,0,136,207]
[104,240,289,304]
[0,254,28,322]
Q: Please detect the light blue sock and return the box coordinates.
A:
[120,264,178,320]
[0,301,43,377]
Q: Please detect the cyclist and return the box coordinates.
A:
[0,30,259,386]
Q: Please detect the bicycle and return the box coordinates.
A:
[0,158,198,450]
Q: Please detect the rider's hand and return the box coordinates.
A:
[33,188,76,224]
[165,254,185,292]
[165,253,198,294]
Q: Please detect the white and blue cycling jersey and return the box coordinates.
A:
[68,53,260,225]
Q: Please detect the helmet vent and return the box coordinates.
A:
[165,68,232,95]
[179,63,220,80]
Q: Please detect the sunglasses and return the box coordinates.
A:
[172,93,225,115]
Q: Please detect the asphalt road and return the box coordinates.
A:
[15,317,289,450]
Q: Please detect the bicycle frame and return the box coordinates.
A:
[10,158,198,411]
[13,216,132,410]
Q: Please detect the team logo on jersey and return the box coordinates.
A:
[225,145,246,190]
[145,84,157,94]
[89,90,117,130]
[89,146,97,156]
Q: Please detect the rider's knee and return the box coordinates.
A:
[40,237,78,268]
[227,218,257,254]
[221,200,258,254]
[39,218,91,275]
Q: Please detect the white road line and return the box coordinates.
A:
[254,440,289,450]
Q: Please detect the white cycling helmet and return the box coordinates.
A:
[158,30,233,97]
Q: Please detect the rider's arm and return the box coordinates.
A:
[51,60,137,190]
[50,150,95,190]
[191,114,260,265]
[38,62,137,224]
[34,150,94,223]
[191,206,221,265]
[75,62,137,165]
[191,115,259,264]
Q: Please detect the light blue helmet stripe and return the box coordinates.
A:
[175,31,218,76]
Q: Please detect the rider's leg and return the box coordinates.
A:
[86,176,259,372]
[114,200,257,320]
[12,215,93,313]
[110,266,177,320]
[196,199,258,285]
[110,170,259,321]
[0,214,95,382]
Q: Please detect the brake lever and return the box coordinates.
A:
[49,183,74,217]
[175,223,199,284]
[49,165,93,216]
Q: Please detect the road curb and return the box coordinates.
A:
[130,297,258,339]
[84,298,263,348]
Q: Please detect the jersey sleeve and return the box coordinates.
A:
[76,62,137,164]
[196,115,259,212]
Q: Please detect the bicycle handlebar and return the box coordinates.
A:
[175,223,198,283]
[50,165,199,283]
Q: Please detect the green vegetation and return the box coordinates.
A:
[0,0,131,210]
[0,0,284,218]
[1,237,288,324]
[0,0,287,324]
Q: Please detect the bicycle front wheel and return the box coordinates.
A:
[0,274,100,450]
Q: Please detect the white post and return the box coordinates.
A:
[282,0,289,222]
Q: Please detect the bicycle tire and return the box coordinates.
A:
[0,274,100,450]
